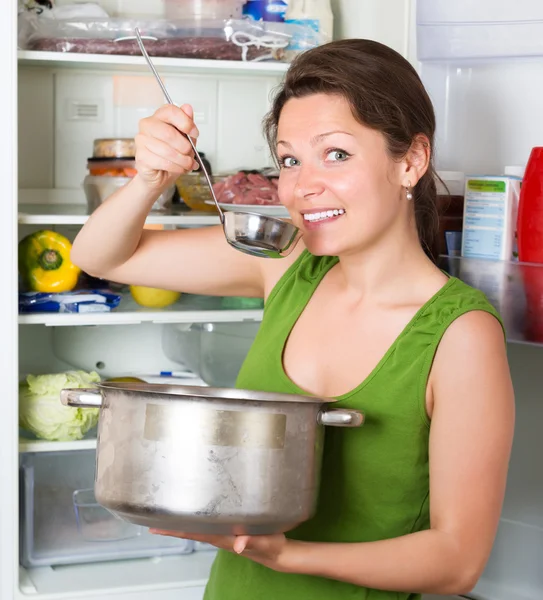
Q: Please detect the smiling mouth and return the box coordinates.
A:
[303,209,346,223]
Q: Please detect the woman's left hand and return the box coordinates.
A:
[150,529,291,572]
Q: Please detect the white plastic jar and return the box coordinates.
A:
[285,0,334,44]
[164,0,245,20]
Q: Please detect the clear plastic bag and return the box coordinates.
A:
[19,290,122,314]
[18,14,324,62]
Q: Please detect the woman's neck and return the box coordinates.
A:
[334,226,443,305]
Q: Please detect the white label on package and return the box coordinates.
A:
[462,179,508,260]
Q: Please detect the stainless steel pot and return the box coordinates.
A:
[61,383,364,535]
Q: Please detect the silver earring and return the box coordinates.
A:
[406,182,413,201]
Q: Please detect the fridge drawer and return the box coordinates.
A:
[20,450,194,567]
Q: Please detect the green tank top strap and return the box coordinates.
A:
[204,250,503,600]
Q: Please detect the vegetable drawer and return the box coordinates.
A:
[20,450,194,567]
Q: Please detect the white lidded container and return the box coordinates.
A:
[164,0,245,20]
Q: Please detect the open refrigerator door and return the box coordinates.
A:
[416,2,543,599]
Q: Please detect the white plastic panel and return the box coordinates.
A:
[52,323,184,377]
[160,75,219,168]
[29,68,281,193]
[54,72,114,189]
[420,58,543,175]
[330,0,410,57]
[216,78,278,172]
[19,326,76,376]
[417,0,543,61]
[18,68,54,189]
[418,0,543,24]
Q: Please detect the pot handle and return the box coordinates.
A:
[318,409,364,428]
[60,388,103,408]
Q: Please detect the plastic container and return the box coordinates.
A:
[86,158,137,177]
[20,451,194,567]
[83,175,175,213]
[461,176,518,261]
[164,0,244,20]
[162,322,260,387]
[20,15,293,62]
[73,489,138,542]
[285,0,334,45]
[518,147,543,263]
[92,138,135,159]
[176,173,225,212]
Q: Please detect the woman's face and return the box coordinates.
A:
[276,93,411,257]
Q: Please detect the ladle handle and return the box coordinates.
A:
[134,28,224,223]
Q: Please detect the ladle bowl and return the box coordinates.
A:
[134,28,302,259]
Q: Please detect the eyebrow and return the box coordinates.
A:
[277,130,354,148]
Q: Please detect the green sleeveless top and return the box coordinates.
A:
[204,251,501,600]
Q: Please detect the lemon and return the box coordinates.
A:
[129,285,181,308]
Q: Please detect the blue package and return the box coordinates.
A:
[19,289,122,314]
[243,1,288,22]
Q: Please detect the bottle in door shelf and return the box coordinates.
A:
[285,0,334,58]
[517,147,543,263]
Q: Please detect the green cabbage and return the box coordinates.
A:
[19,371,101,441]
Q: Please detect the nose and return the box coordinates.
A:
[294,164,325,200]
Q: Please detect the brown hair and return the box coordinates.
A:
[263,39,440,260]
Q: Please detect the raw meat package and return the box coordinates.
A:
[18,15,323,62]
[213,171,280,205]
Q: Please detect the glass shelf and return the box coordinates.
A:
[18,50,289,76]
[18,202,220,227]
[439,255,543,346]
[19,292,263,327]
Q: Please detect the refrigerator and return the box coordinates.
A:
[1,0,541,599]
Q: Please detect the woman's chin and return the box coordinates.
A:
[303,237,345,257]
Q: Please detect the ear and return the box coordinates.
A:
[398,134,431,188]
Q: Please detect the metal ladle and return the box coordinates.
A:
[134,28,302,259]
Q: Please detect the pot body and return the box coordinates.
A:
[62,384,363,535]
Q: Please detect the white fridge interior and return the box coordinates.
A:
[1,0,542,599]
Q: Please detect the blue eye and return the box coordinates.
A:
[326,149,351,162]
[279,156,299,168]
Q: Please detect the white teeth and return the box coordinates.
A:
[303,209,346,222]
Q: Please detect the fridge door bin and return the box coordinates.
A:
[417,0,543,61]
[19,451,194,568]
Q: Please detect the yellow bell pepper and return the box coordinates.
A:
[18,230,81,293]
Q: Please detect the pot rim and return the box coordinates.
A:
[97,382,334,405]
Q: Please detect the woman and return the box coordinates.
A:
[71,39,515,599]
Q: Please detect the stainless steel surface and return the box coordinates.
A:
[61,388,103,408]
[222,210,303,258]
[61,383,364,535]
[318,409,364,427]
[134,27,302,259]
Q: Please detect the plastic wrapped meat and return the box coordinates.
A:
[16,16,322,62]
[28,36,278,61]
[212,171,280,206]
